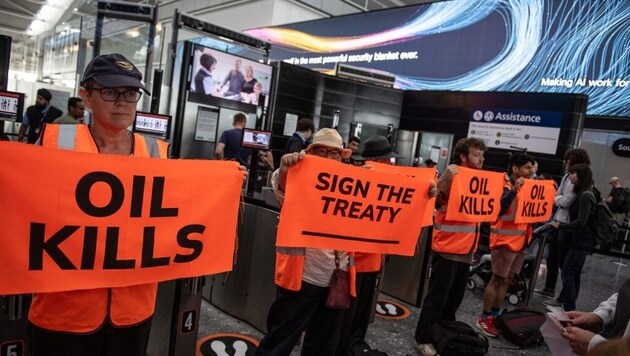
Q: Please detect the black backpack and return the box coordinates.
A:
[431,320,488,356]
[495,308,546,347]
[585,191,620,248]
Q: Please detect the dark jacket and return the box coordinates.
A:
[559,188,597,247]
[285,132,307,154]
[194,69,211,95]
[25,105,63,143]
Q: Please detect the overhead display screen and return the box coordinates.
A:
[245,1,630,117]
[0,90,25,122]
[188,43,273,113]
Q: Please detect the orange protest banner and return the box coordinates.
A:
[366,161,437,227]
[0,142,243,295]
[445,167,505,222]
[514,179,557,224]
[277,156,432,256]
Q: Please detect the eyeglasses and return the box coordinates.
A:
[310,147,342,159]
[88,87,142,103]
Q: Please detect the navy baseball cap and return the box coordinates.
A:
[81,53,150,95]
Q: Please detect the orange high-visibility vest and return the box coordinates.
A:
[355,253,382,273]
[275,247,357,297]
[490,181,531,252]
[431,206,479,255]
[28,124,169,333]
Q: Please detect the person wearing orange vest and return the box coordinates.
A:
[414,137,487,356]
[476,152,535,338]
[27,53,168,356]
[336,135,402,356]
[256,128,357,356]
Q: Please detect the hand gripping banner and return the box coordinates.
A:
[276,156,433,256]
[0,142,243,294]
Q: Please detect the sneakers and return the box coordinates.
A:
[415,342,439,356]
[476,316,500,338]
[351,345,388,356]
[534,287,556,298]
[543,298,564,310]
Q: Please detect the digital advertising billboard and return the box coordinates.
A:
[245,0,630,117]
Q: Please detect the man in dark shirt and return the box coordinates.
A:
[221,59,244,96]
[285,118,314,154]
[18,88,63,143]
[215,112,251,166]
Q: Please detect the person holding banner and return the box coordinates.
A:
[255,128,355,356]
[26,53,167,356]
[550,164,597,311]
[476,153,536,337]
[414,137,488,356]
[336,135,403,356]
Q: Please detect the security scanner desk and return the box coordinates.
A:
[381,227,432,307]
[203,196,280,332]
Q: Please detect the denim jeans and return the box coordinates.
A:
[545,230,568,290]
[558,248,589,311]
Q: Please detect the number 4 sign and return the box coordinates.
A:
[181,310,198,334]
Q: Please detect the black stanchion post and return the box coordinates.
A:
[525,233,547,307]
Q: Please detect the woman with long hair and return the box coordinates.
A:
[240,66,258,97]
[550,163,597,311]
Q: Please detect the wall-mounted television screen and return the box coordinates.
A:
[0,90,25,122]
[241,128,272,150]
[245,1,630,117]
[133,111,171,139]
[188,43,273,113]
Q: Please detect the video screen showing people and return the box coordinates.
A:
[188,44,273,112]
[133,111,171,139]
[0,90,25,122]
[241,129,272,150]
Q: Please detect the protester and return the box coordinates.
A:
[52,97,86,124]
[27,53,167,356]
[414,137,487,356]
[477,153,535,337]
[255,128,354,356]
[336,135,407,356]
[18,88,63,143]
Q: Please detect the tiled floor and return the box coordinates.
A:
[198,252,630,355]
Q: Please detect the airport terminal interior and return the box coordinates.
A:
[1,0,630,355]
